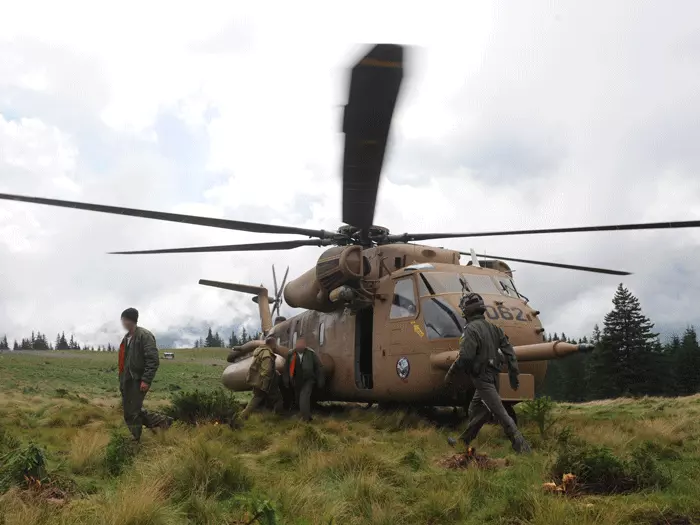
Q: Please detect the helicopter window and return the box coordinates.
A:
[497,278,520,298]
[418,272,465,296]
[421,297,464,340]
[319,323,325,346]
[390,278,418,319]
[464,274,500,295]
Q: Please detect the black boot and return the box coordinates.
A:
[510,431,532,454]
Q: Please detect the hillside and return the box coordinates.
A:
[1,350,699,525]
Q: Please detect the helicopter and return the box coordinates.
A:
[2,43,700,410]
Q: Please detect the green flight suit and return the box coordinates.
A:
[119,327,170,441]
[284,347,325,421]
[445,313,531,453]
[240,345,283,418]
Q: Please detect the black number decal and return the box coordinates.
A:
[484,305,499,320]
[497,305,514,320]
[512,307,526,322]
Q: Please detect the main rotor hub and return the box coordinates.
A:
[336,224,391,245]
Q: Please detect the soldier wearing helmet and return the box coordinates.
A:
[445,293,531,454]
[240,336,284,419]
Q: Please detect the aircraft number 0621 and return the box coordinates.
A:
[483,305,529,322]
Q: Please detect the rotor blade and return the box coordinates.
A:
[278,266,290,300]
[0,193,329,238]
[199,280,266,295]
[342,44,405,232]
[388,220,700,243]
[109,239,332,255]
[464,252,631,275]
[272,264,279,298]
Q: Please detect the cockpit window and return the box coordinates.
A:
[497,277,520,298]
[390,277,418,319]
[464,274,500,295]
[417,272,465,296]
[421,297,464,339]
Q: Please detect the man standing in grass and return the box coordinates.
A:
[118,307,172,441]
[284,337,324,422]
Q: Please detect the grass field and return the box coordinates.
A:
[1,349,700,525]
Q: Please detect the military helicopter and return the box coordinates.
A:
[2,44,700,410]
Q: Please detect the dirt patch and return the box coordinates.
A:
[439,448,510,470]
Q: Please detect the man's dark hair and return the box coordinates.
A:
[121,308,139,323]
[265,336,277,346]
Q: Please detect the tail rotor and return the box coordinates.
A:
[271,264,290,320]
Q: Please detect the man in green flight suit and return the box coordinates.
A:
[284,337,324,422]
[118,308,172,442]
[445,293,531,454]
[240,336,284,418]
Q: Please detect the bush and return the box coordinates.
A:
[519,396,557,436]
[551,440,671,494]
[103,430,137,476]
[164,389,243,425]
[0,442,47,492]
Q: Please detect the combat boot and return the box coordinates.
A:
[510,431,532,454]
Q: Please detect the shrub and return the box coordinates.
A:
[518,396,557,436]
[551,440,671,494]
[103,430,137,476]
[0,442,47,492]
[164,389,243,425]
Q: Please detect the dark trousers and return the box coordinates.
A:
[120,378,167,441]
[293,380,315,421]
[241,387,284,419]
[459,374,520,445]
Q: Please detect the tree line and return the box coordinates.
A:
[542,283,700,401]
[0,331,115,352]
[0,326,262,352]
[193,326,263,349]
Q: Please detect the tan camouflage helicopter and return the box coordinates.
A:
[2,44,700,412]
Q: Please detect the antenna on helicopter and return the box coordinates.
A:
[271,264,290,319]
[469,248,481,268]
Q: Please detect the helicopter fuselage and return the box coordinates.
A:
[223,259,549,405]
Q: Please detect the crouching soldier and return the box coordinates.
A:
[118,308,172,442]
[445,293,531,454]
[240,336,284,419]
[284,337,324,422]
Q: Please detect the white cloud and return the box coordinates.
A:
[0,1,699,349]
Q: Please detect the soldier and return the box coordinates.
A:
[284,337,324,422]
[444,293,531,454]
[118,308,172,442]
[240,336,284,418]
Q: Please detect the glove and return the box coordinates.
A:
[509,371,520,391]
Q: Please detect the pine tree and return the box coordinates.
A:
[229,330,240,348]
[214,331,223,347]
[0,335,9,350]
[194,339,200,349]
[676,327,700,395]
[205,328,215,347]
[57,332,69,350]
[587,284,659,399]
[13,340,18,350]
[240,327,249,344]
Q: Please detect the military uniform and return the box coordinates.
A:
[446,299,531,454]
[284,347,324,421]
[118,326,171,441]
[240,345,283,418]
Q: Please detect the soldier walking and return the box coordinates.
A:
[118,308,172,442]
[444,293,531,454]
[240,336,284,418]
[284,337,324,422]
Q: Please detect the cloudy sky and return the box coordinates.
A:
[1,1,699,348]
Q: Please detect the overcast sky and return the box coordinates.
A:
[1,1,699,348]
